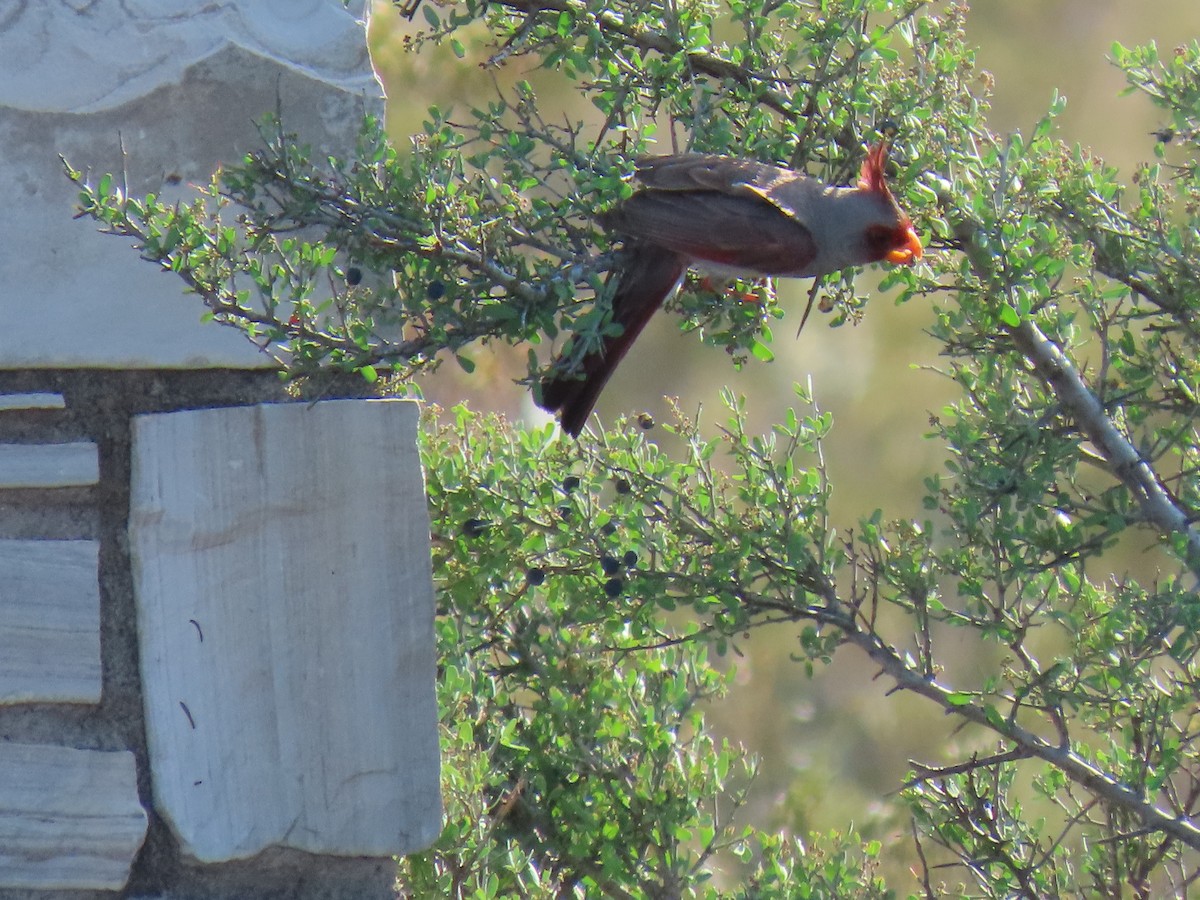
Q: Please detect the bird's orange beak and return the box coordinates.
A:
[885,226,923,265]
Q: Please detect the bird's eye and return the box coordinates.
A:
[864,224,896,255]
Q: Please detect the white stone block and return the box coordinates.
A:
[0,540,102,704]
[130,399,441,863]
[0,1,381,368]
[0,393,66,410]
[0,442,99,488]
[0,743,146,890]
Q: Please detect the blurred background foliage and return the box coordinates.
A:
[366,0,1200,858]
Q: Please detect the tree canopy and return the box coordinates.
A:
[72,0,1200,894]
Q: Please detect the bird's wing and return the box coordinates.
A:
[634,153,819,214]
[600,187,818,276]
[634,154,796,195]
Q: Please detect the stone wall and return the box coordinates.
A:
[0,3,441,896]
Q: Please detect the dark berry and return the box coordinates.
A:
[461,518,490,538]
[526,567,546,586]
[600,522,618,537]
[600,555,620,576]
[427,280,446,300]
[637,413,655,430]
[622,550,638,568]
[557,504,572,519]
[603,577,624,598]
[562,475,581,493]
[614,478,631,495]
[345,266,363,286]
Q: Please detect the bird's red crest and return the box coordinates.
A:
[857,142,893,198]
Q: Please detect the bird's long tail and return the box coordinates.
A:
[539,245,687,437]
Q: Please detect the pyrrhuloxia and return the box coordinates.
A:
[539,143,923,436]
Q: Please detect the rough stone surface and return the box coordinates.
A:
[0,742,146,890]
[0,0,381,368]
[0,539,102,705]
[130,399,441,864]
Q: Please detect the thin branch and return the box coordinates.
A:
[848,624,1200,851]
[902,748,1032,791]
[910,818,938,900]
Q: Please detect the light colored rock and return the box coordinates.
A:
[0,442,99,488]
[0,393,66,410]
[0,742,146,890]
[0,0,381,368]
[0,540,102,704]
[130,399,441,863]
